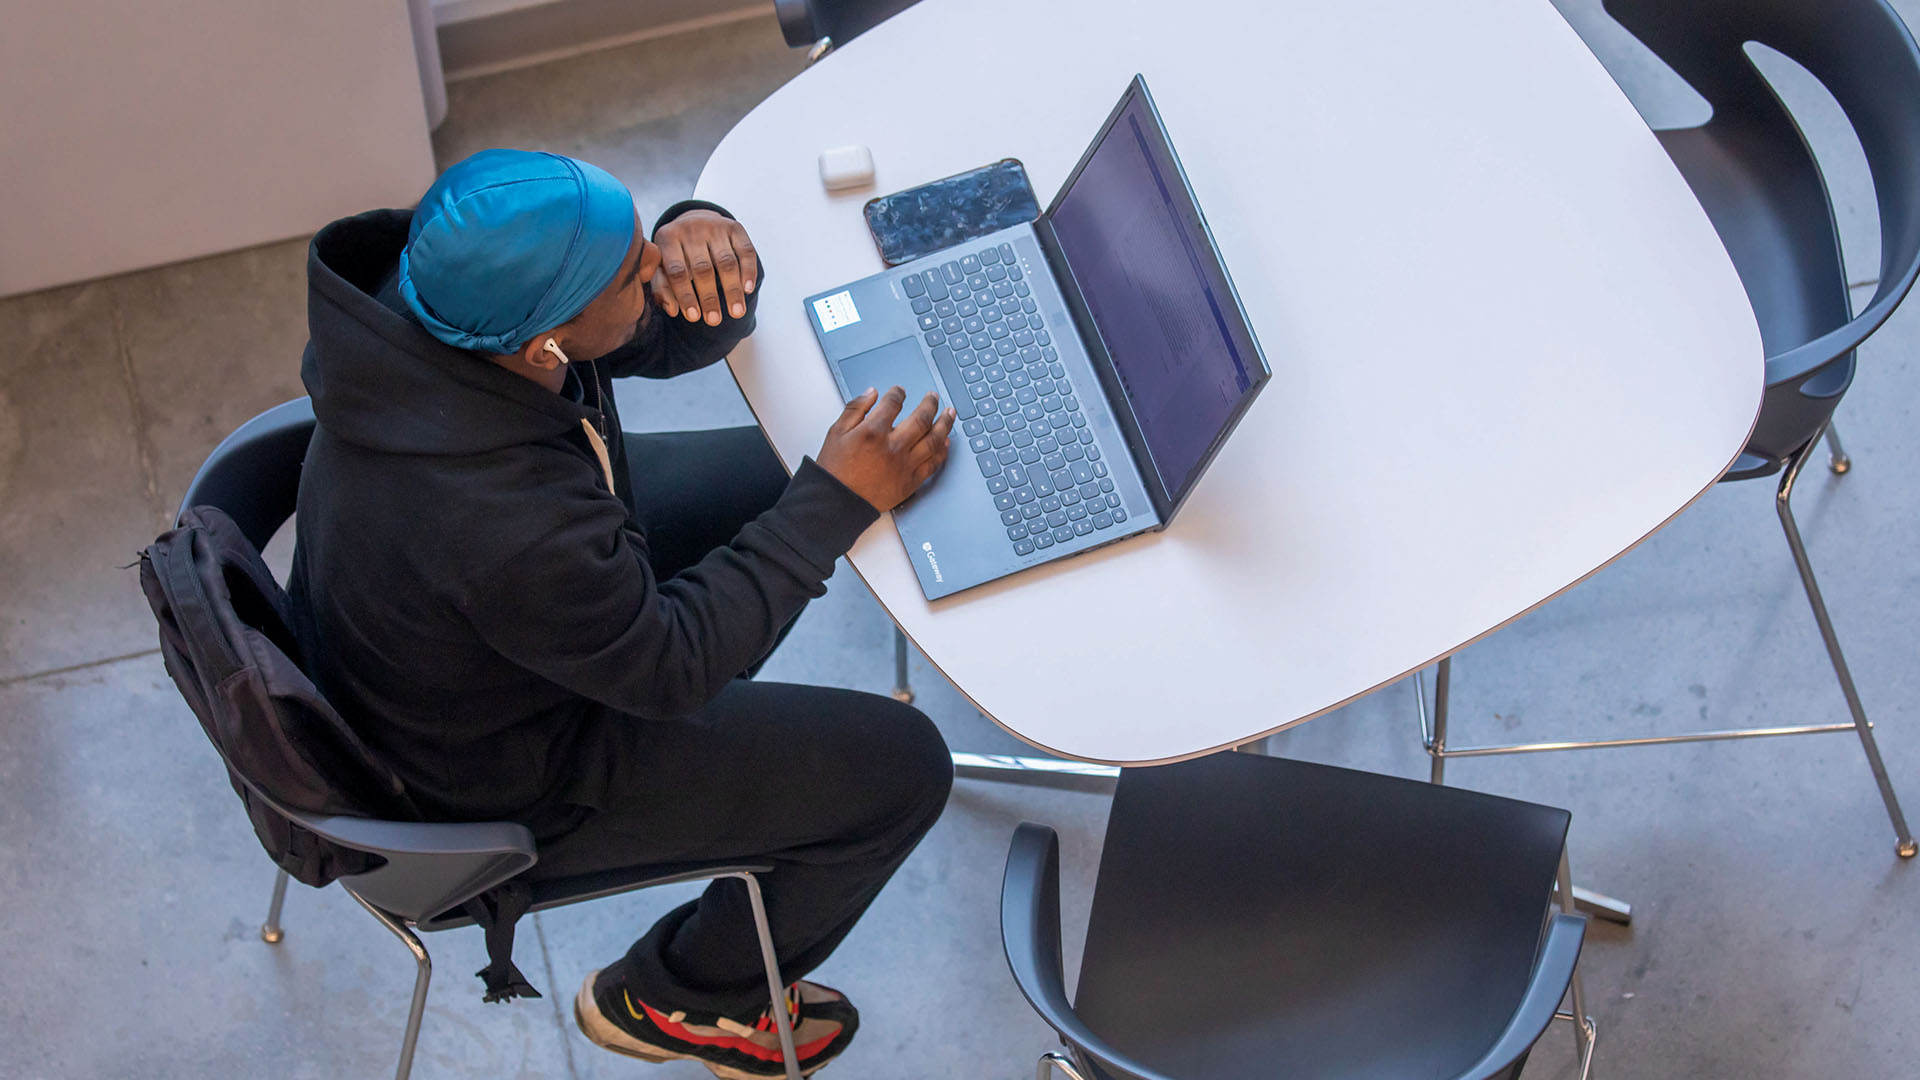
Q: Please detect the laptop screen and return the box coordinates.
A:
[1047,88,1261,502]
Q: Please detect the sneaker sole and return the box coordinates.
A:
[572,971,817,1080]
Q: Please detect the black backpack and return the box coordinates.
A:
[138,506,541,1002]
[138,506,418,884]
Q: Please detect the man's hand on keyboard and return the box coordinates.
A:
[816,386,956,512]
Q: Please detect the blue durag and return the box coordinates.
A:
[399,149,636,354]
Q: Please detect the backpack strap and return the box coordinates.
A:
[463,880,541,1002]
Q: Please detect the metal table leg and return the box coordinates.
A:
[953,752,1118,794]
[1569,885,1633,924]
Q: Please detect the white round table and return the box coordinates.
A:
[695,0,1762,766]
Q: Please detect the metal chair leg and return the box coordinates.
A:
[735,872,803,1080]
[1554,849,1598,1080]
[347,890,433,1080]
[892,627,914,704]
[261,868,290,944]
[1777,436,1916,857]
[1825,421,1851,474]
[1038,1050,1091,1080]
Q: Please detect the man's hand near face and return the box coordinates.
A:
[652,210,759,326]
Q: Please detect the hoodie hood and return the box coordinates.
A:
[302,209,594,456]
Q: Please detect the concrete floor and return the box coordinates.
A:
[3,5,1918,1078]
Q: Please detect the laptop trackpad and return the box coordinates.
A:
[836,337,943,412]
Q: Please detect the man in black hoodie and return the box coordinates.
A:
[289,149,957,1077]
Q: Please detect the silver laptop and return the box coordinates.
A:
[804,76,1270,600]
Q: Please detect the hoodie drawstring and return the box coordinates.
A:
[580,419,615,493]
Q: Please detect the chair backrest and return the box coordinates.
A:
[774,0,923,51]
[1603,0,1920,465]
[170,397,539,924]
[178,396,317,549]
[141,505,423,881]
[1072,753,1569,1080]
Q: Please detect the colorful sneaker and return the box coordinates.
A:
[574,964,859,1078]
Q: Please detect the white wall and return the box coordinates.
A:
[0,0,439,298]
[432,0,769,80]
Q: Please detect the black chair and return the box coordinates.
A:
[1001,753,1591,1080]
[775,0,924,62]
[1418,0,1920,860]
[174,398,805,1080]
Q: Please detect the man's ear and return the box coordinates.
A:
[520,334,567,372]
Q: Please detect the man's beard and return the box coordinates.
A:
[631,281,662,340]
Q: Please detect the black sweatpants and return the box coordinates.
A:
[529,427,954,1018]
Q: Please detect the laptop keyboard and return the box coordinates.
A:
[901,241,1129,557]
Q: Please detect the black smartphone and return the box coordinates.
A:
[863,159,1041,267]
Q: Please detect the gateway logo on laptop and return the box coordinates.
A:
[920,541,944,583]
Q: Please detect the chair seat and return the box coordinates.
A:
[414,860,774,932]
[1071,754,1568,1080]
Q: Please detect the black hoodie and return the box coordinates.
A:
[288,205,878,835]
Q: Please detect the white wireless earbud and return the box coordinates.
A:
[542,339,570,365]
